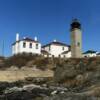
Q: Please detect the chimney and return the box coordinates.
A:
[53,39,57,42]
[16,33,19,41]
[34,36,37,41]
[23,37,26,39]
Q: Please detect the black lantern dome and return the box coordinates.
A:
[70,19,81,30]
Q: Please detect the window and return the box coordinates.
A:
[62,47,64,50]
[29,43,32,48]
[49,46,51,51]
[59,55,61,58]
[23,42,26,48]
[36,43,38,49]
[52,55,54,58]
[77,42,80,47]
[64,55,66,58]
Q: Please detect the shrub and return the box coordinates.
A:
[33,58,50,70]
[3,53,42,68]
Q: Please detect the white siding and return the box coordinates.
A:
[50,45,69,57]
[61,52,71,58]
[43,46,51,53]
[83,53,97,57]
[12,40,41,55]
[43,44,69,57]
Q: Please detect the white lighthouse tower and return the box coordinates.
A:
[70,19,82,58]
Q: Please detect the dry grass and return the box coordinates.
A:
[0,69,53,82]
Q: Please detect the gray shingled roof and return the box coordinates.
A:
[97,53,100,55]
[83,50,97,54]
[41,50,51,55]
[61,50,71,54]
[12,37,39,45]
[42,41,70,48]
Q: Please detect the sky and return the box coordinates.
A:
[0,0,100,56]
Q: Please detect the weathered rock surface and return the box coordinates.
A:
[0,83,100,100]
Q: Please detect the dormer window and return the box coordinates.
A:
[29,43,32,48]
[23,42,26,48]
[36,43,38,49]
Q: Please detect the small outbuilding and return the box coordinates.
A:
[41,49,52,57]
[61,50,71,58]
[83,50,97,57]
[97,53,100,56]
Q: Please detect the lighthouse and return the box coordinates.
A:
[70,19,82,58]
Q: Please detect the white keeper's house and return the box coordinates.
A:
[12,33,41,55]
[42,40,71,58]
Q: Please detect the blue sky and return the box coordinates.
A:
[0,0,100,56]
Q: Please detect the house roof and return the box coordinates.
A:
[97,53,100,55]
[61,50,71,54]
[22,38,37,42]
[83,50,97,54]
[42,41,70,48]
[41,50,51,55]
[12,37,39,45]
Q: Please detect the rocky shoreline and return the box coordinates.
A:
[0,81,99,100]
[0,57,100,99]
